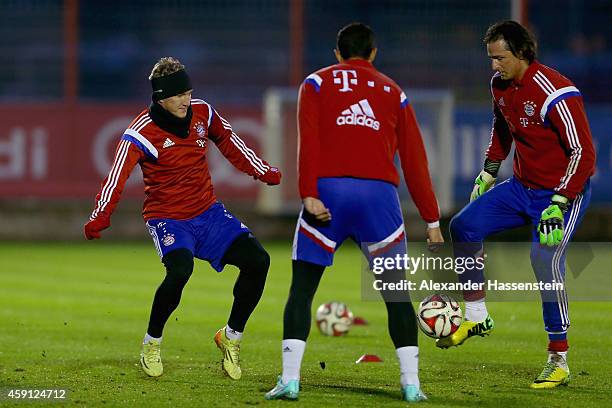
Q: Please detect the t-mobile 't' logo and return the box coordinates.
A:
[332,70,357,92]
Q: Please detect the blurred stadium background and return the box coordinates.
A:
[1,0,611,241]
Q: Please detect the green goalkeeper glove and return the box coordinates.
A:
[470,170,496,202]
[538,194,569,247]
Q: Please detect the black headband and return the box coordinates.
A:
[151,69,192,102]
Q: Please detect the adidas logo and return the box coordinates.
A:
[162,138,175,148]
[499,97,505,106]
[283,347,292,352]
[336,99,380,131]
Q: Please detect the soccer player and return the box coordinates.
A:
[264,23,443,402]
[439,21,596,389]
[84,57,282,379]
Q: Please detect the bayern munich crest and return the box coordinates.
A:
[162,233,175,247]
[523,100,536,116]
[194,121,206,138]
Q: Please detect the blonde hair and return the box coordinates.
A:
[149,57,185,80]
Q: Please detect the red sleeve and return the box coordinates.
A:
[397,101,440,223]
[546,96,596,199]
[297,81,320,199]
[485,103,513,161]
[209,109,270,178]
[89,138,142,220]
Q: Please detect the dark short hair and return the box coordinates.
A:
[484,20,537,63]
[337,22,375,60]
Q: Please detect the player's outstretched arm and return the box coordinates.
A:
[257,166,282,185]
[84,212,111,240]
[84,138,142,240]
[209,109,281,185]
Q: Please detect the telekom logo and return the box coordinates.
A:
[332,70,357,92]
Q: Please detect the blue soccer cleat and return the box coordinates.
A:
[264,376,299,400]
[401,384,427,402]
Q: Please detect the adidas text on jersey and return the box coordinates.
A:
[336,99,380,131]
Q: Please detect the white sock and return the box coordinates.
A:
[281,339,306,383]
[396,346,419,388]
[464,298,488,322]
[549,351,568,368]
[225,325,243,341]
[143,333,161,344]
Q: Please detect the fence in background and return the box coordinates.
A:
[1,1,611,240]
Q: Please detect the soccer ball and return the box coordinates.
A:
[315,301,354,336]
[417,293,463,338]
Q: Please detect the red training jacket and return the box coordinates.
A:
[487,61,596,200]
[89,98,270,221]
[297,58,440,223]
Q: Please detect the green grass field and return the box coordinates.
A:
[1,242,611,407]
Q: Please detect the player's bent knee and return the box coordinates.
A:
[449,210,478,241]
[162,248,194,283]
[253,247,270,274]
[224,233,270,276]
[449,212,465,239]
[244,239,270,277]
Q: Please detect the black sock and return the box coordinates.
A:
[222,233,270,332]
[283,260,325,340]
[378,269,418,348]
[385,301,418,348]
[147,248,194,338]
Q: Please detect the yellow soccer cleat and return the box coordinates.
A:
[140,339,163,377]
[530,355,570,389]
[214,327,242,380]
[436,315,494,349]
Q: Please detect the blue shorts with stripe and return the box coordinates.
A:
[146,202,250,272]
[292,177,407,267]
[450,176,591,338]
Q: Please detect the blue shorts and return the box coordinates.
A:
[146,202,250,272]
[292,177,407,266]
[450,177,591,336]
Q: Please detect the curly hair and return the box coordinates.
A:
[148,57,185,80]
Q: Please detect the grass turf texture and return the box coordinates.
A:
[1,241,611,407]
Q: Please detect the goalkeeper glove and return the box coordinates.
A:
[538,194,568,247]
[84,213,111,240]
[470,170,496,202]
[258,166,282,185]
